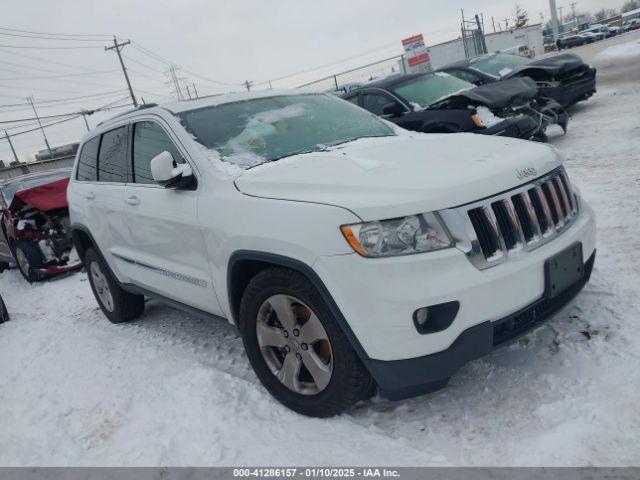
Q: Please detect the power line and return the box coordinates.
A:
[0,31,107,42]
[0,27,112,38]
[0,100,132,139]
[123,54,166,74]
[0,43,103,49]
[132,42,237,87]
[0,90,126,109]
[0,48,111,73]
[0,69,118,81]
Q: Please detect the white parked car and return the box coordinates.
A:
[68,91,596,416]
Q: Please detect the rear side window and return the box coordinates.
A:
[98,127,127,183]
[76,136,99,181]
[132,121,184,184]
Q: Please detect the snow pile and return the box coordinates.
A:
[596,41,640,60]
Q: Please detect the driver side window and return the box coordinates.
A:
[447,69,483,85]
[362,93,402,116]
[132,121,184,185]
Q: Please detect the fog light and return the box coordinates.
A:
[413,302,460,334]
[414,307,429,326]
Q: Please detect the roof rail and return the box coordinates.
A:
[97,103,159,127]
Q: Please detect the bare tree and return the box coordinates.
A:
[594,7,619,21]
[514,4,529,28]
[621,0,640,13]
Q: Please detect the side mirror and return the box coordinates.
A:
[382,102,405,117]
[150,151,195,190]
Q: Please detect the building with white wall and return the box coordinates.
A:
[425,24,545,68]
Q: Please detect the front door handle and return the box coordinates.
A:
[84,192,96,200]
[125,196,140,206]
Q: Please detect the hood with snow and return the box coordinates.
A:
[432,77,538,110]
[234,133,563,221]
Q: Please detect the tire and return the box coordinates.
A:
[12,240,44,283]
[0,295,8,323]
[84,247,144,323]
[239,267,374,417]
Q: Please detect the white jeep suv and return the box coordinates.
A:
[68,91,596,417]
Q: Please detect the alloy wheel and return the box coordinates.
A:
[90,261,114,312]
[256,294,333,395]
[15,248,30,278]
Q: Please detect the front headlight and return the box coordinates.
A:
[340,212,453,258]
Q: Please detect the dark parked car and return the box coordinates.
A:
[342,72,567,140]
[0,294,8,323]
[439,52,596,107]
[556,35,586,49]
[0,169,82,282]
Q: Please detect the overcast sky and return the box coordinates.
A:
[0,0,620,162]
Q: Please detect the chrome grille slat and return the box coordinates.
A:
[447,167,579,270]
[554,175,572,218]
[534,185,556,235]
[545,180,566,227]
[558,172,577,214]
[482,206,506,260]
[501,198,525,249]
[518,192,542,242]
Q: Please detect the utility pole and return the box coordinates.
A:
[27,96,53,157]
[492,17,497,32]
[105,37,138,107]
[243,80,253,91]
[569,1,577,27]
[4,130,19,164]
[550,0,560,40]
[558,6,565,26]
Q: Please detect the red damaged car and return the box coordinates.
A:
[0,168,82,282]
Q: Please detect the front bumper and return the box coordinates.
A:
[367,250,595,399]
[31,259,83,281]
[312,198,596,398]
[480,114,538,139]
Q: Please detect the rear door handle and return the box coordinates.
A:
[125,196,140,206]
[84,192,95,200]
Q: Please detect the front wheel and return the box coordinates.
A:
[13,240,44,283]
[239,267,374,417]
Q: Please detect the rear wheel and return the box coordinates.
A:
[13,240,44,283]
[239,267,374,417]
[84,247,144,323]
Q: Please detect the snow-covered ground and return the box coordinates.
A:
[1,34,640,466]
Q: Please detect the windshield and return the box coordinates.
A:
[1,170,70,205]
[391,73,474,109]
[468,53,532,79]
[178,94,394,168]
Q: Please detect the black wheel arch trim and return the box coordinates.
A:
[227,250,372,363]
